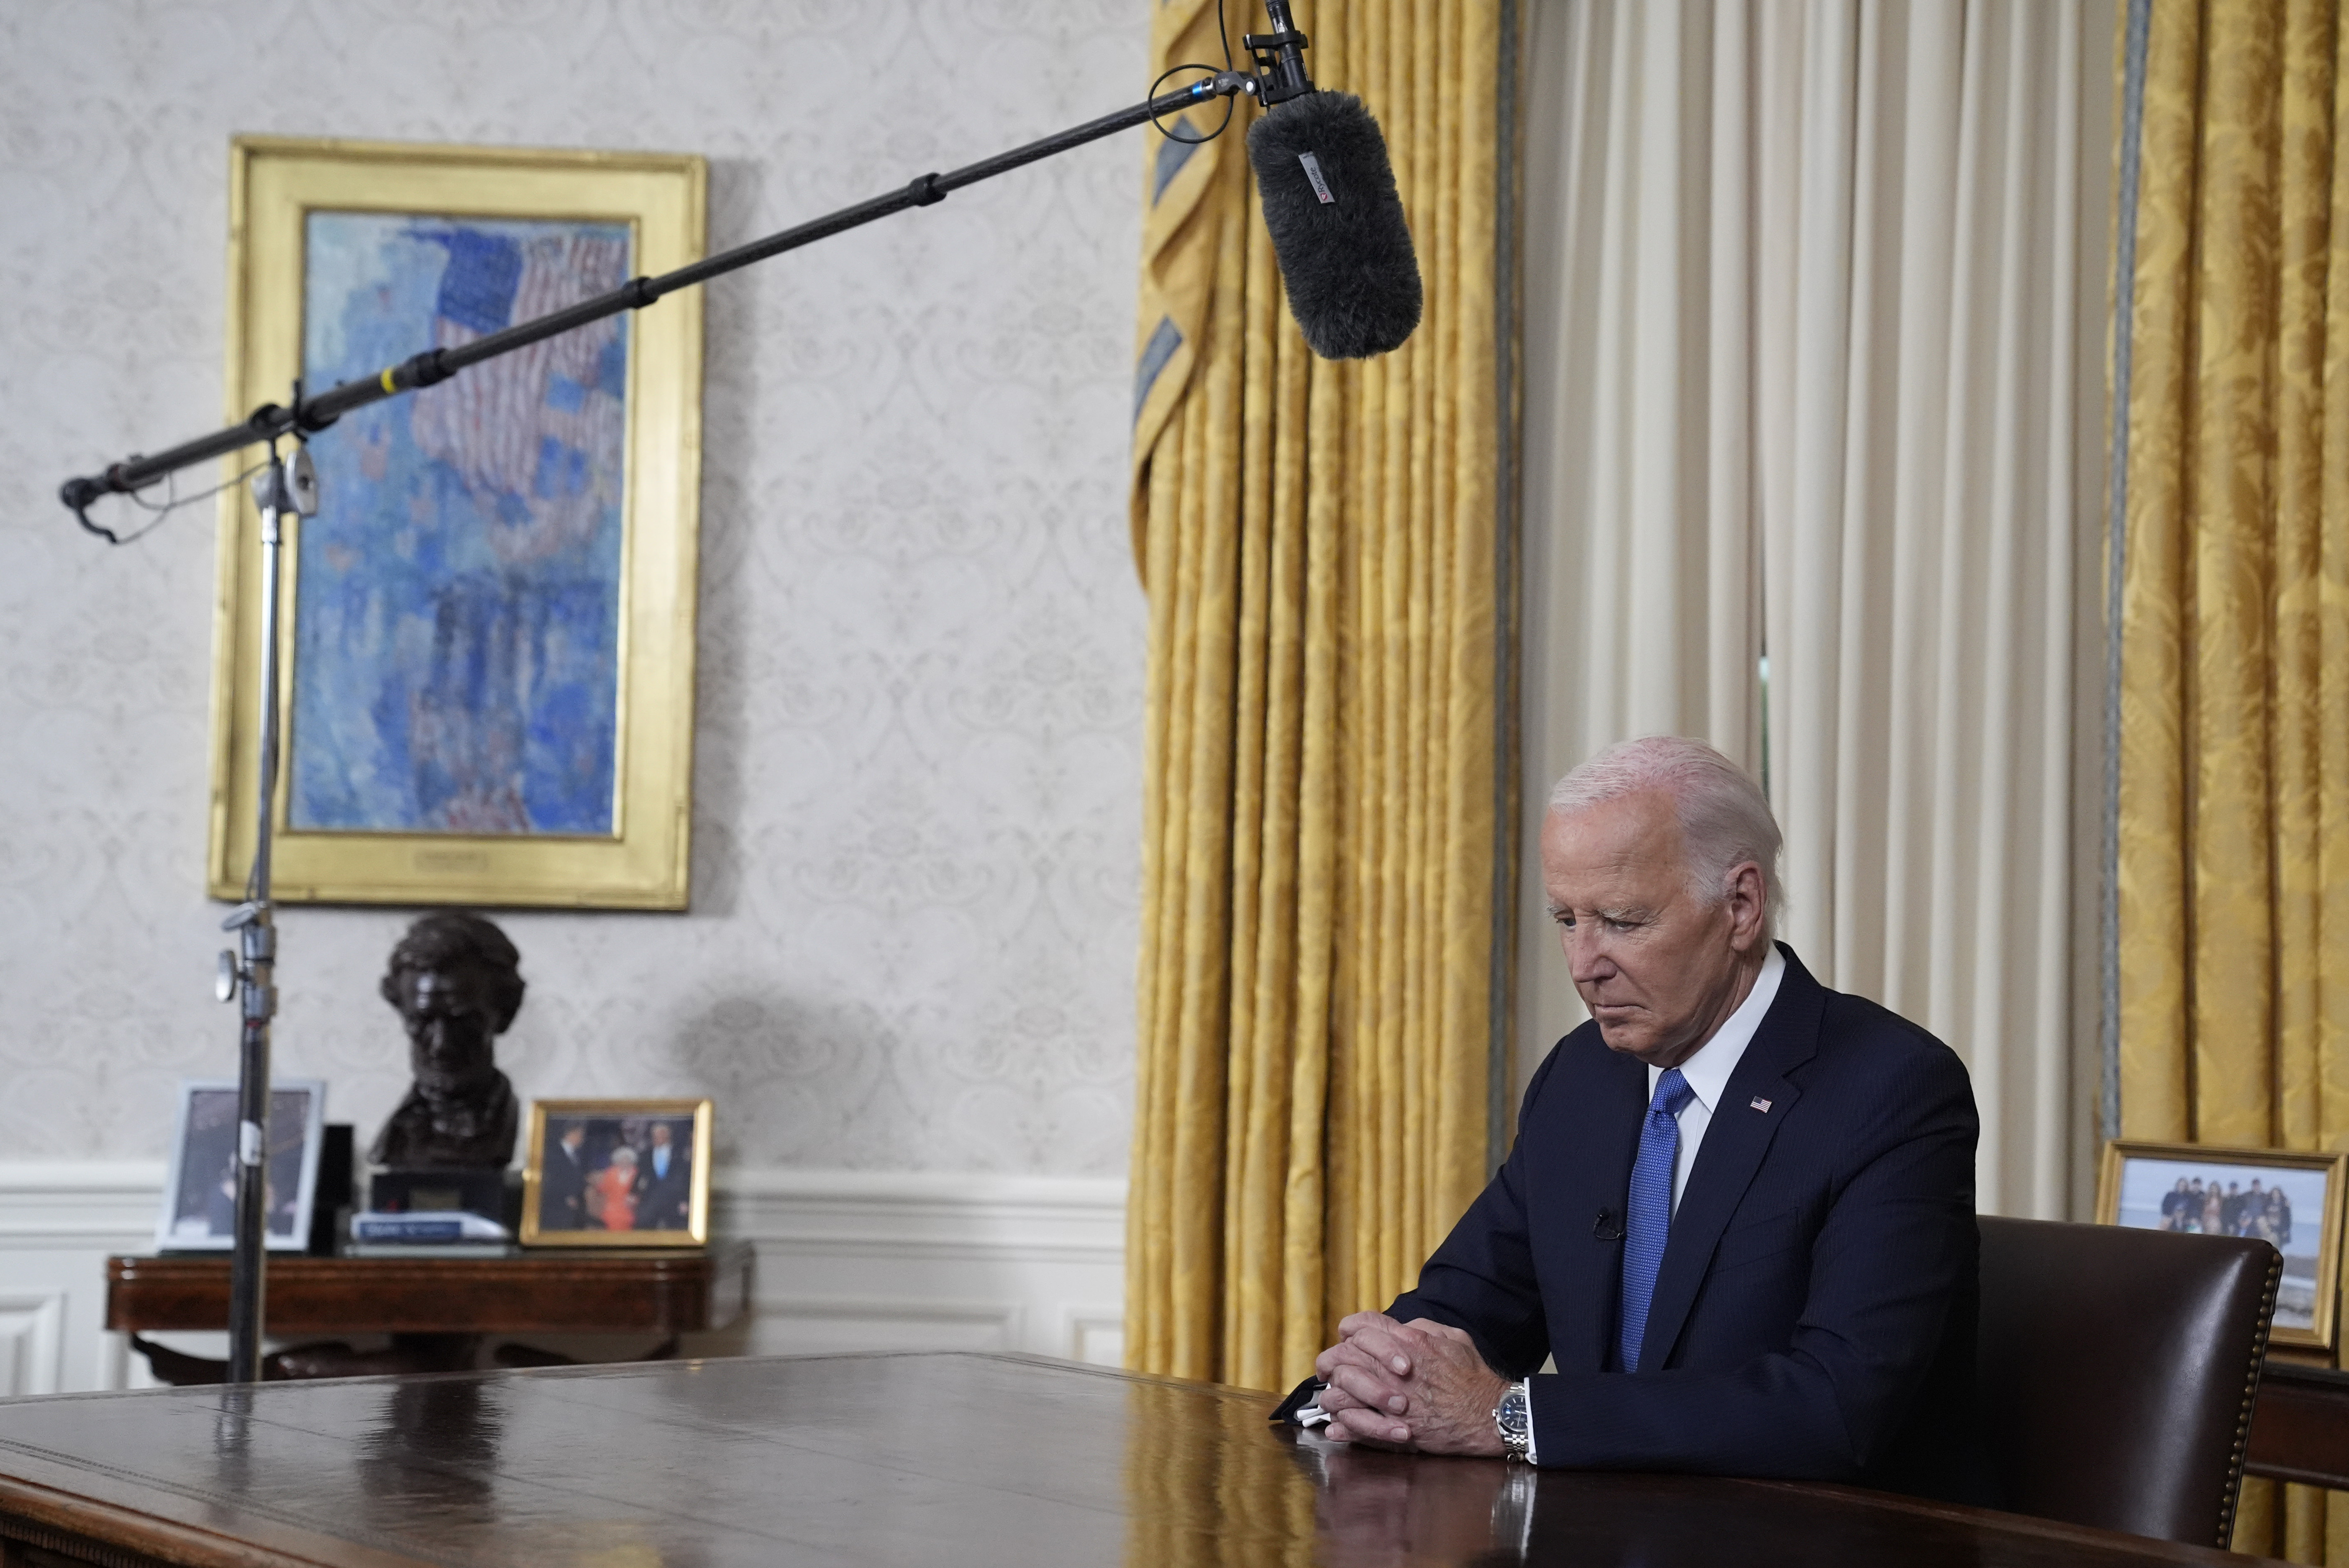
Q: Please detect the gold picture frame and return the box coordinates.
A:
[2096,1139,2348,1355]
[208,135,706,908]
[520,1098,712,1247]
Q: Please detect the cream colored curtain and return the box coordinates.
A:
[1519,0,2108,1220]
[1125,0,1509,1394]
[2113,1,2349,1558]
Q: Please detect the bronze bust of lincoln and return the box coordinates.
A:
[370,912,524,1169]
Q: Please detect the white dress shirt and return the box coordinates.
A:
[1647,945,1786,1215]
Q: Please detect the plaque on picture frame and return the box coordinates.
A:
[520,1099,712,1247]
[207,136,707,909]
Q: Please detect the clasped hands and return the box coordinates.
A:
[1310,1311,1511,1457]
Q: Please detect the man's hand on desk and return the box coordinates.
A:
[1312,1312,1511,1456]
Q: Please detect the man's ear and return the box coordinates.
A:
[1723,861,1768,951]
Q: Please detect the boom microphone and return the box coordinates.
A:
[1242,3,1423,360]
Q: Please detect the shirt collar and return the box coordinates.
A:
[1647,945,1787,1113]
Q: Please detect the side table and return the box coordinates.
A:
[105,1240,752,1384]
[2249,1358,2349,1489]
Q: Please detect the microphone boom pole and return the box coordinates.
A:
[59,72,1260,530]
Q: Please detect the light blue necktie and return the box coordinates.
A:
[1618,1068,1694,1373]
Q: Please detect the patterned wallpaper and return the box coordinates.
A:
[0,2,1147,1173]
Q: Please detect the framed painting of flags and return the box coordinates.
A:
[207,137,705,908]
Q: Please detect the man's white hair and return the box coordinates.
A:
[1547,735,1783,940]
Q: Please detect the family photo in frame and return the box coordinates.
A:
[2098,1140,2348,1352]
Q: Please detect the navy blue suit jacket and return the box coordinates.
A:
[1387,944,1982,1492]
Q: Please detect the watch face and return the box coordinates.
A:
[1496,1386,1531,1438]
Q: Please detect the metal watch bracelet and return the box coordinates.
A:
[1492,1378,1532,1461]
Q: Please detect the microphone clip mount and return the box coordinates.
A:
[1244,0,1316,107]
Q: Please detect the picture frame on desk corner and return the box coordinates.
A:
[520,1098,712,1247]
[2096,1138,2348,1360]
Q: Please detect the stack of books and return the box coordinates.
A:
[346,1209,513,1258]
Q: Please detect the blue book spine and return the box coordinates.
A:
[353,1217,466,1243]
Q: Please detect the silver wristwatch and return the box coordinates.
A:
[1492,1378,1531,1461]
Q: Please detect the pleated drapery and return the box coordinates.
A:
[1125,0,1510,1394]
[1518,0,2106,1219]
[2112,2,2349,1559]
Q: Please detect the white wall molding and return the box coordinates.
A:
[0,1292,65,1398]
[0,1162,166,1249]
[717,1169,1126,1264]
[0,1164,158,1392]
[0,1163,1127,1393]
[709,1168,1126,1364]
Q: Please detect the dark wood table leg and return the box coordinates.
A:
[491,1334,679,1371]
[269,1335,483,1380]
[130,1332,486,1385]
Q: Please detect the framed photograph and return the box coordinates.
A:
[2097,1140,2348,1353]
[520,1099,711,1247]
[155,1079,328,1252]
[207,136,707,909]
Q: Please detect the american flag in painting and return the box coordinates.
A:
[288,212,633,838]
[409,229,630,566]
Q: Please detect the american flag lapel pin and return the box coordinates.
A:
[1750,1097,1772,1113]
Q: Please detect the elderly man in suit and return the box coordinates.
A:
[636,1120,694,1230]
[1301,736,1981,1494]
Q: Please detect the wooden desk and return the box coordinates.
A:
[0,1353,2285,1566]
[105,1242,753,1335]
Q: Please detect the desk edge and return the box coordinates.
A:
[1740,1479,2288,1566]
[0,1467,431,1568]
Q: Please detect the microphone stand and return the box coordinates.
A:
[56,28,1316,1386]
[211,441,315,1384]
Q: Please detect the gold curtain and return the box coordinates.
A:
[2115,0,2349,1559]
[1124,0,1509,1394]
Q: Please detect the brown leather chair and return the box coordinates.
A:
[1976,1214,2280,1548]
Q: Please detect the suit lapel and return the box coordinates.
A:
[1634,945,1826,1373]
[1554,1043,1648,1372]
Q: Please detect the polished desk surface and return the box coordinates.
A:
[104,1241,753,1334]
[0,1353,2286,1568]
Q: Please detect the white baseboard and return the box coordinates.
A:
[702,1168,1126,1364]
[0,1163,1127,1395]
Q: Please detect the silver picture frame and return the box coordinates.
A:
[154,1078,328,1253]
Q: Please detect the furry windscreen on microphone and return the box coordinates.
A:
[1246,91,1424,360]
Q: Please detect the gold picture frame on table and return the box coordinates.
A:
[2096,1139,2348,1356]
[520,1098,713,1247]
[208,136,706,908]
